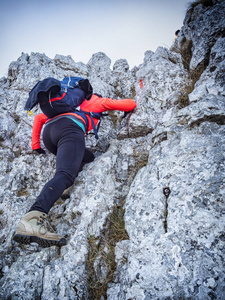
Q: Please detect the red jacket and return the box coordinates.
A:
[31,94,136,150]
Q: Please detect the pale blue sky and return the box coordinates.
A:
[0,0,191,77]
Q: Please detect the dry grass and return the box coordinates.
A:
[172,43,208,109]
[17,188,30,197]
[176,63,207,109]
[87,205,129,299]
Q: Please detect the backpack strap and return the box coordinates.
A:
[88,112,101,139]
[75,110,104,139]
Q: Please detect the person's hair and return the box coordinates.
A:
[175,30,180,36]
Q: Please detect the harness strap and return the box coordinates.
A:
[75,110,103,139]
[89,112,100,139]
[73,111,89,132]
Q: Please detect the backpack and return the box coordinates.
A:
[24,77,93,118]
[25,77,105,139]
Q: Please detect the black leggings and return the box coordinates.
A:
[29,118,94,214]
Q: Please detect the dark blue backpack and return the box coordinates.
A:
[24,77,93,118]
[25,77,106,139]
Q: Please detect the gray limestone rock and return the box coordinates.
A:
[0,1,225,299]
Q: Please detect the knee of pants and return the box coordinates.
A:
[56,171,75,188]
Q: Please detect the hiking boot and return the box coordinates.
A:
[13,210,67,248]
[61,186,72,200]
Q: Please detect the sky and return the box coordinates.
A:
[0,0,191,77]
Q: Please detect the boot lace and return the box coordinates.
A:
[38,214,55,234]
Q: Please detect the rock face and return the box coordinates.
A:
[0,1,225,299]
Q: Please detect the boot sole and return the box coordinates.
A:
[61,194,70,200]
[13,234,67,248]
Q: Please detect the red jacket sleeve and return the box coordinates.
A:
[79,95,137,132]
[80,95,137,113]
[101,98,137,112]
[31,113,48,150]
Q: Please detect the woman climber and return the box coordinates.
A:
[13,91,136,248]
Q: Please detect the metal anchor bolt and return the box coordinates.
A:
[163,187,171,199]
